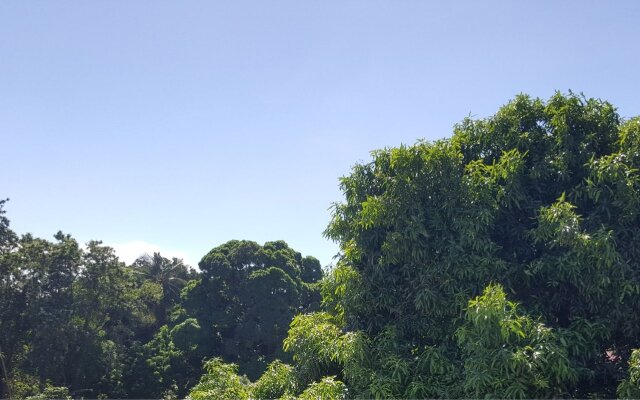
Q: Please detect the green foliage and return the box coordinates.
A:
[187,358,250,400]
[283,312,346,386]
[2,198,325,398]
[301,256,323,283]
[24,383,72,400]
[315,92,640,397]
[0,200,201,398]
[456,284,575,398]
[3,91,640,399]
[320,264,366,326]
[0,199,17,253]
[296,376,347,400]
[181,240,322,379]
[281,311,459,399]
[618,349,640,399]
[132,253,194,328]
[251,360,296,399]
[5,370,40,399]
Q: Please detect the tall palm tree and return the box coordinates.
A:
[132,253,192,325]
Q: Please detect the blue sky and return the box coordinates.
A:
[1,1,639,267]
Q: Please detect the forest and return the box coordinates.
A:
[1,92,640,399]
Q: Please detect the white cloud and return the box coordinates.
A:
[110,240,195,267]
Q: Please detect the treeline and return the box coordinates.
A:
[0,210,322,398]
[3,92,640,399]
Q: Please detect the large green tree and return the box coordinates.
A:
[145,239,322,397]
[185,240,321,378]
[257,92,640,398]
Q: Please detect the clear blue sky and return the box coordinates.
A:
[2,1,639,267]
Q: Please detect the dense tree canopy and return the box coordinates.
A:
[192,92,640,399]
[3,92,640,399]
[0,197,321,398]
[294,92,640,398]
[138,240,322,397]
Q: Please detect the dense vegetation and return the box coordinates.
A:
[0,211,321,399]
[2,92,640,399]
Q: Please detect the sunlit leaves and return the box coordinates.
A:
[295,376,347,400]
[187,358,250,400]
[618,349,640,399]
[457,284,575,398]
[251,360,296,399]
[283,312,344,386]
[317,92,640,397]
